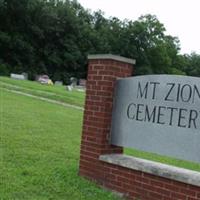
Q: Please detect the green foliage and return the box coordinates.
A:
[0,0,199,78]
[168,67,186,75]
[185,53,200,77]
[0,62,9,75]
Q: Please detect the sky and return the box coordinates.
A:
[78,0,200,54]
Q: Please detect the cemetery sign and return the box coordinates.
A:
[110,75,200,163]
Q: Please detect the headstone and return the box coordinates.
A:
[10,73,26,80]
[70,77,77,87]
[55,81,63,86]
[79,79,86,87]
[66,85,73,91]
[22,72,28,80]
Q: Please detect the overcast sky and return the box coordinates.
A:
[78,0,200,54]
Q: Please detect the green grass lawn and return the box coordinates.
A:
[0,90,120,200]
[1,77,200,200]
[0,76,85,107]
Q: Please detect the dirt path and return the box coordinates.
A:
[2,88,84,111]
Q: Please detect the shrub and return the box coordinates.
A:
[0,63,10,76]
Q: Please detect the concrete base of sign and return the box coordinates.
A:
[99,154,200,187]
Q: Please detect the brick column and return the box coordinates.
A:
[79,54,135,182]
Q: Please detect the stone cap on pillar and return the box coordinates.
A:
[88,54,136,65]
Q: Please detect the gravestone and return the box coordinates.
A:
[55,81,63,86]
[70,77,77,87]
[10,73,27,80]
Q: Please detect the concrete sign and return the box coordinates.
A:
[110,75,200,163]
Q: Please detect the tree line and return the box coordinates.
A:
[0,0,199,83]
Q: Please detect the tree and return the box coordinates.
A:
[0,1,199,80]
[119,15,181,75]
[185,53,200,77]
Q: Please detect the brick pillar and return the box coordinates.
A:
[79,54,135,182]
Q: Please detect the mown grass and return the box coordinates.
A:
[0,76,85,107]
[1,76,199,193]
[0,90,120,200]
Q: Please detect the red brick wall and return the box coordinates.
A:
[79,56,200,200]
[102,162,200,200]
